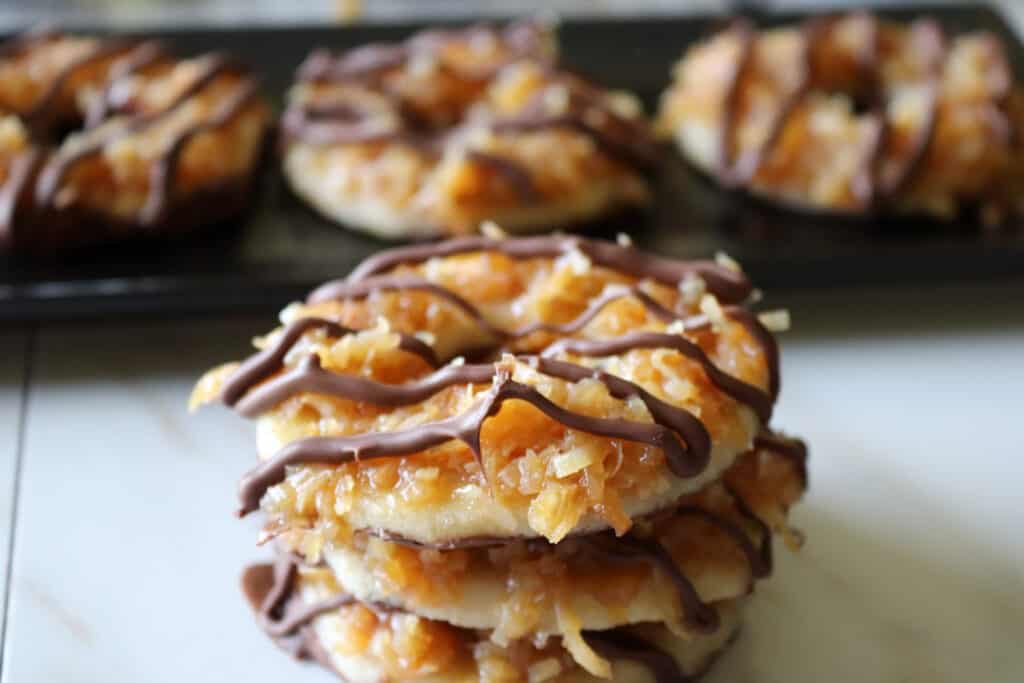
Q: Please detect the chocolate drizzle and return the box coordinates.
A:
[754,431,809,486]
[464,149,539,201]
[34,52,257,223]
[83,40,166,128]
[241,557,354,658]
[543,330,774,422]
[711,12,1001,209]
[594,533,720,634]
[21,37,136,134]
[220,316,438,407]
[0,30,265,249]
[345,235,753,303]
[585,629,694,683]
[296,21,551,84]
[234,353,491,417]
[232,351,711,467]
[675,504,771,581]
[283,20,657,178]
[139,77,258,225]
[309,274,506,336]
[237,369,708,516]
[311,278,681,344]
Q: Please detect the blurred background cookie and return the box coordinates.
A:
[0,29,271,251]
[658,12,1024,224]
[281,21,655,239]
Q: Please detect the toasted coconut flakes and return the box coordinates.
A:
[557,603,612,679]
[409,53,438,78]
[279,301,304,324]
[415,467,440,481]
[188,363,237,410]
[665,319,687,335]
[251,331,271,351]
[552,448,597,479]
[528,482,585,542]
[334,475,355,515]
[424,256,443,280]
[480,220,508,239]
[565,247,592,275]
[607,91,642,118]
[528,658,563,683]
[602,282,631,298]
[758,309,791,332]
[678,273,706,304]
[0,116,27,143]
[714,250,742,273]
[651,349,699,401]
[699,293,726,326]
[544,86,571,115]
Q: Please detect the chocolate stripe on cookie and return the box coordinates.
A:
[22,36,137,133]
[714,13,986,209]
[84,40,167,127]
[310,278,683,343]
[237,373,702,516]
[296,21,551,83]
[543,330,774,422]
[586,629,695,683]
[220,316,438,407]
[35,53,256,214]
[140,77,259,225]
[754,431,809,486]
[231,353,711,473]
[345,235,752,303]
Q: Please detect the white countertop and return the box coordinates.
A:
[1,281,1022,682]
[2,2,1024,681]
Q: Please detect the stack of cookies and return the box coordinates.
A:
[193,234,807,682]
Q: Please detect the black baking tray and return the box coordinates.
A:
[2,4,1023,321]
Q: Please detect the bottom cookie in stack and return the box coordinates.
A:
[240,436,806,683]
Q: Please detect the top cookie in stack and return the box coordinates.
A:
[193,233,808,682]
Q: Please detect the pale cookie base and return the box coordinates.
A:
[322,536,750,635]
[283,145,649,240]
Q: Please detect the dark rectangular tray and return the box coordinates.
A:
[2,4,1022,321]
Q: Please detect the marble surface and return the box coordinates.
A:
[0,282,1022,682]
[0,330,29,656]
